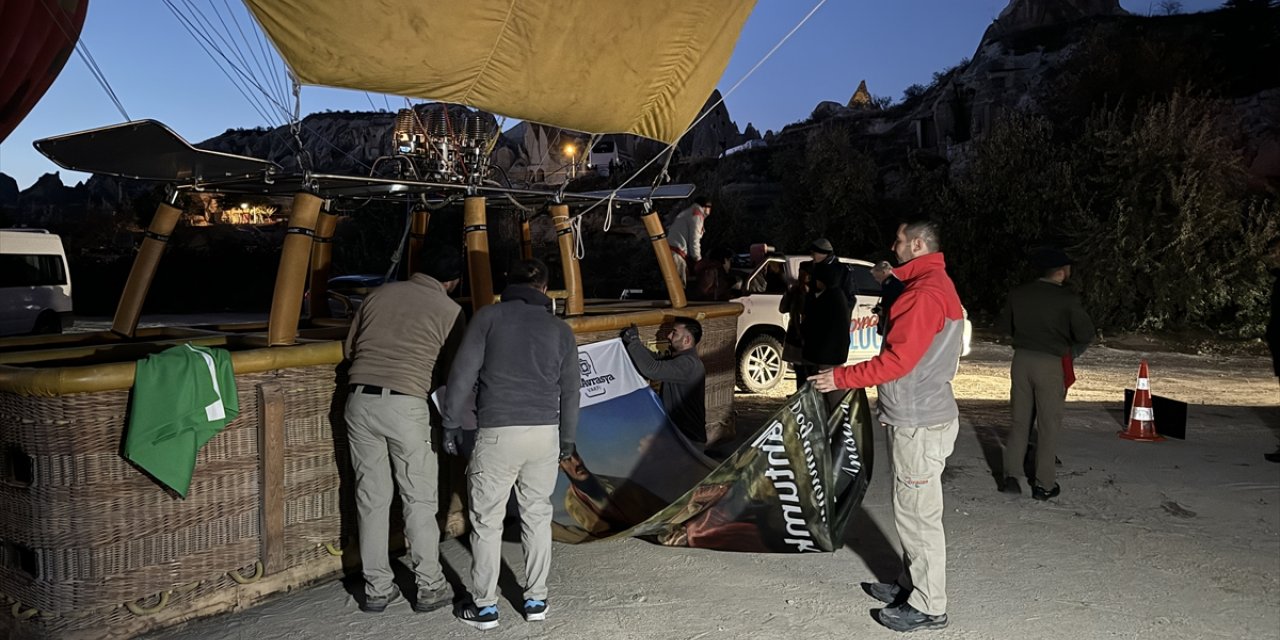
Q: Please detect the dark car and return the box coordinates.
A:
[304,274,385,319]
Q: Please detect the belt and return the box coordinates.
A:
[351,384,409,396]
[669,244,687,259]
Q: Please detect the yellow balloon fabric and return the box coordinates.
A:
[245,0,756,144]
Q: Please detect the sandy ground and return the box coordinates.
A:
[139,337,1280,640]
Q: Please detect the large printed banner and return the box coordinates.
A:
[552,339,717,542]
[556,339,875,552]
[625,385,873,552]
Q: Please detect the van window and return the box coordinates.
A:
[0,254,67,287]
[848,264,881,296]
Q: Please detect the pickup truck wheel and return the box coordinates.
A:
[737,334,786,393]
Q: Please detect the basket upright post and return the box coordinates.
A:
[463,196,494,312]
[111,196,183,337]
[268,192,323,345]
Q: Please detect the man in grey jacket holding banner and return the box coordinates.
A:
[442,259,580,631]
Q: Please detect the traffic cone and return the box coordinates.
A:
[1120,360,1164,442]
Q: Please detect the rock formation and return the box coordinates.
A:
[677,90,744,160]
[847,80,876,109]
[983,0,1128,42]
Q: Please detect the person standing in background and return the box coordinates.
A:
[667,196,712,286]
[801,261,851,410]
[995,247,1094,499]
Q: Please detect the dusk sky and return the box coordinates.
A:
[0,0,1222,189]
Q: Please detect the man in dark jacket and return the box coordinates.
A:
[442,259,579,630]
[620,318,706,443]
[812,220,964,633]
[996,247,1094,500]
[802,261,851,410]
[809,237,858,306]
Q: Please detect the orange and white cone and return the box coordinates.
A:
[1120,360,1164,442]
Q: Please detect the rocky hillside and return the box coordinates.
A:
[4,1,1276,235]
[727,0,1279,201]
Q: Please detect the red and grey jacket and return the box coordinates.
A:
[832,252,964,428]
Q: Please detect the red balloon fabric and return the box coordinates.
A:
[0,0,90,144]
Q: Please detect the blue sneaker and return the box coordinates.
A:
[455,603,499,630]
[523,599,548,621]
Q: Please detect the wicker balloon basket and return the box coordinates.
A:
[0,304,739,639]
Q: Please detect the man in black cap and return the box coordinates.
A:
[996,247,1094,500]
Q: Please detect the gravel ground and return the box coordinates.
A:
[144,338,1280,640]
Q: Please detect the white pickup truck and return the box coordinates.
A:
[732,254,971,393]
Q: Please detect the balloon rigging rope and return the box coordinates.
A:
[570,0,828,222]
[35,0,131,121]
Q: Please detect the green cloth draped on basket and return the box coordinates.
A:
[125,344,238,497]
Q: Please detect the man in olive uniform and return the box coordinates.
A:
[996,247,1094,500]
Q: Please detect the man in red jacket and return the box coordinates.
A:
[812,220,964,633]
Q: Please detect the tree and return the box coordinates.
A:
[902,84,928,102]
[1063,91,1277,334]
[1157,0,1183,14]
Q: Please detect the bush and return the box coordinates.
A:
[1064,91,1278,335]
[918,91,1277,337]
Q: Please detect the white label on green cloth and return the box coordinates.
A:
[187,344,226,422]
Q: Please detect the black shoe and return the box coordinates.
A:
[874,602,948,632]
[523,598,548,621]
[861,582,905,605]
[454,603,499,630]
[413,587,451,613]
[1265,451,1280,463]
[1032,483,1061,501]
[999,477,1021,495]
[360,590,402,613]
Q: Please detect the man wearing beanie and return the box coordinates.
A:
[442,259,579,630]
[808,237,858,306]
[342,244,467,614]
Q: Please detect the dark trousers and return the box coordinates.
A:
[1004,350,1065,489]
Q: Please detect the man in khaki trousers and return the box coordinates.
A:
[996,247,1094,500]
[442,259,579,631]
[813,220,965,632]
[343,246,466,613]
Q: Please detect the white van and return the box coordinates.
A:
[732,254,972,393]
[586,139,632,177]
[0,230,74,335]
